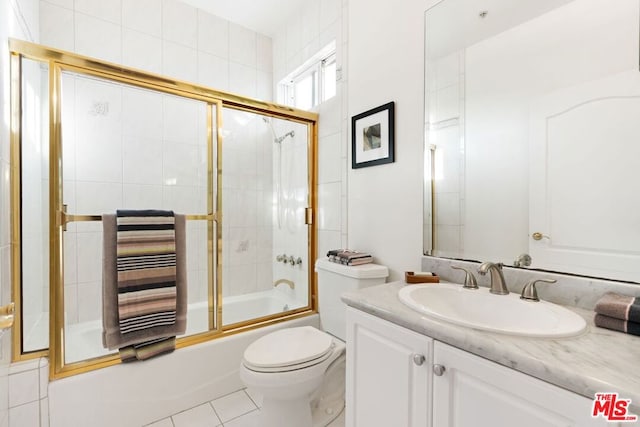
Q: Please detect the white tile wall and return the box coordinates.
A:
[74,12,122,64]
[229,24,257,68]
[122,137,164,185]
[77,281,101,322]
[8,402,39,427]
[75,0,120,24]
[197,11,228,57]
[43,0,71,8]
[162,0,197,48]
[122,184,163,208]
[8,369,38,408]
[229,63,257,98]
[122,0,162,37]
[162,40,198,82]
[273,2,346,274]
[197,52,229,90]
[39,2,74,51]
[122,29,163,75]
[7,358,49,427]
[318,182,341,231]
[256,35,273,73]
[318,132,341,184]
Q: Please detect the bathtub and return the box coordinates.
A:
[48,290,315,427]
[61,287,304,363]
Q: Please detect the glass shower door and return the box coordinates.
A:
[221,108,311,326]
[58,69,214,363]
[19,58,50,354]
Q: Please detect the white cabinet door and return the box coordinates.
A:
[346,307,432,427]
[433,342,620,427]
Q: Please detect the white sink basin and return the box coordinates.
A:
[398,283,587,338]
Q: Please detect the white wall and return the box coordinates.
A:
[347,0,435,281]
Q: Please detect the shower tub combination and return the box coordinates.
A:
[11,41,319,427]
[60,287,306,363]
[49,314,320,427]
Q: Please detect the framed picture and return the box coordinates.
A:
[351,101,395,169]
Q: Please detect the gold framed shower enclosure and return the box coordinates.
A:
[10,39,319,379]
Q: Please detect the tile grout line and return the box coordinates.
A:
[242,389,259,409]
[207,400,222,426]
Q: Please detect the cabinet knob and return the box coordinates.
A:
[412,354,425,366]
[433,364,446,376]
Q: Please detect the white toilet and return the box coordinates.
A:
[240,258,389,427]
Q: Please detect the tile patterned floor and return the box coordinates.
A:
[143,388,345,427]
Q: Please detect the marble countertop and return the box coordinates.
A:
[341,281,640,412]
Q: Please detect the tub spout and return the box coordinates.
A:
[274,279,295,290]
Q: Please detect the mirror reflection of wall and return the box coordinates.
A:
[425,0,640,282]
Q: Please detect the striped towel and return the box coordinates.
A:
[116,210,177,335]
[119,337,176,362]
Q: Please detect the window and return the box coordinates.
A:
[280,43,337,109]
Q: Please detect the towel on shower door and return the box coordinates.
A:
[102,210,187,355]
[116,210,177,334]
[119,337,177,362]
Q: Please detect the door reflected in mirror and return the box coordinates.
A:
[424,0,640,282]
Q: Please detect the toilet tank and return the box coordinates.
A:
[315,258,389,341]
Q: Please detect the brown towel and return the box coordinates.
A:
[594,292,640,322]
[102,213,187,351]
[119,337,176,362]
[594,314,640,336]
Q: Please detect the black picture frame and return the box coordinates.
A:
[351,101,395,169]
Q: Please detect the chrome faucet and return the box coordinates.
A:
[477,262,509,295]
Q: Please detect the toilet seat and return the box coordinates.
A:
[243,326,335,373]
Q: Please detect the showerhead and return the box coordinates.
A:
[262,116,295,144]
[275,130,295,144]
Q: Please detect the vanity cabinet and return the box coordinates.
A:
[433,341,612,427]
[345,308,432,427]
[346,307,620,427]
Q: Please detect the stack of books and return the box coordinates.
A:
[326,249,373,266]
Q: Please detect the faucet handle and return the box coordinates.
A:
[451,266,479,290]
[520,278,556,302]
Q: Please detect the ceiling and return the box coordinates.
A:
[178,0,307,36]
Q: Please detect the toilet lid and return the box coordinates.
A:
[243,326,334,369]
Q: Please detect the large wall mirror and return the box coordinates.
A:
[424,0,640,283]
